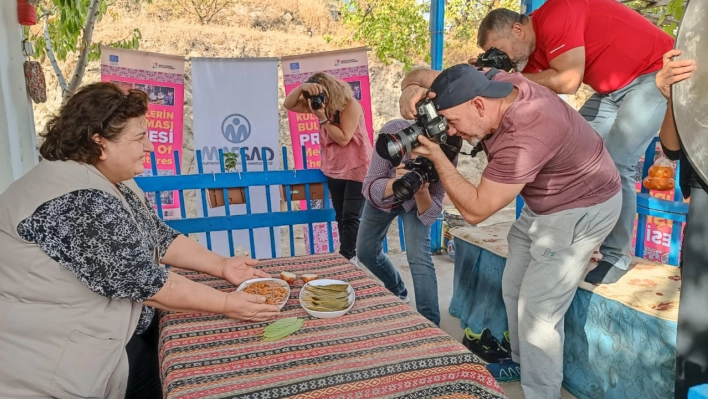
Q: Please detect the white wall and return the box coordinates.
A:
[0,1,38,194]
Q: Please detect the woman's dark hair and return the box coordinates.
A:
[39,82,149,164]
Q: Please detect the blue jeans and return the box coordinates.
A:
[356,201,440,325]
[579,72,667,270]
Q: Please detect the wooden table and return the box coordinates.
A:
[159,253,507,399]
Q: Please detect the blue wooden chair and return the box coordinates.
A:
[634,137,688,266]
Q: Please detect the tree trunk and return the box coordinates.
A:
[64,0,101,103]
[43,12,68,98]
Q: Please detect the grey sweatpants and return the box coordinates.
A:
[502,191,622,399]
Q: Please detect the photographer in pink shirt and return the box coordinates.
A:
[284,72,373,261]
[399,64,620,398]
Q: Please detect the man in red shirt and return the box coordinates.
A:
[398,63,621,399]
[476,0,674,285]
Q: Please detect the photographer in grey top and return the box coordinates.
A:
[398,63,621,399]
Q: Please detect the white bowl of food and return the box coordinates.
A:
[298,279,355,319]
[236,278,290,310]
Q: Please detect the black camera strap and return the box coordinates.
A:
[441,141,484,158]
[467,142,485,157]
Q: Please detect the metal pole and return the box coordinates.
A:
[520,0,546,14]
[0,0,38,194]
[514,0,548,220]
[430,0,445,71]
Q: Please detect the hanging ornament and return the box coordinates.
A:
[22,39,46,104]
[23,60,47,104]
[643,157,676,191]
[17,0,38,26]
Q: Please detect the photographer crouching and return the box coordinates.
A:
[399,63,621,399]
[284,72,373,262]
[357,119,460,326]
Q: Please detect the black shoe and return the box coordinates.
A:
[584,260,630,285]
[462,328,509,363]
[501,331,511,354]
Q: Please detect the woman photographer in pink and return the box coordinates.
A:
[284,72,372,261]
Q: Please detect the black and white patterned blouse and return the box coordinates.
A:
[17,183,181,335]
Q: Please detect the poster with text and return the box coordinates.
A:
[191,58,281,259]
[281,47,374,254]
[631,144,688,264]
[101,46,185,220]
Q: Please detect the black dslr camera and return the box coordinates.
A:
[303,91,326,111]
[474,47,513,72]
[375,97,450,166]
[392,157,439,201]
[391,134,463,201]
[303,77,326,111]
[390,134,463,201]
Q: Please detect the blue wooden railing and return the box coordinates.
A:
[515,136,689,266]
[134,146,444,259]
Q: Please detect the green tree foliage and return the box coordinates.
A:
[656,0,685,36]
[446,0,519,43]
[339,0,430,70]
[337,0,521,68]
[624,0,686,37]
[26,0,148,102]
[444,0,520,65]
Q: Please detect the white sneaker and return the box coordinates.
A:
[399,295,411,304]
[350,256,359,266]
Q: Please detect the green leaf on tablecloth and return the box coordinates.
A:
[264,317,300,331]
[262,317,304,341]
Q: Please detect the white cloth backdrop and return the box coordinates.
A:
[191,58,281,259]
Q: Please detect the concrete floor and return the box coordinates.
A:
[368,252,577,399]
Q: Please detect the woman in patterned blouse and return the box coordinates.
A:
[0,83,281,398]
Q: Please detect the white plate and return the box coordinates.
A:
[298,279,355,319]
[236,278,290,310]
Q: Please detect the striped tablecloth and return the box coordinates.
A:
[159,254,507,399]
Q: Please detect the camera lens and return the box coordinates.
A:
[303,92,325,110]
[375,124,423,166]
[392,170,426,201]
[310,98,323,110]
[310,94,326,110]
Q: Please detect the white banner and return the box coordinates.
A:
[192,58,281,259]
